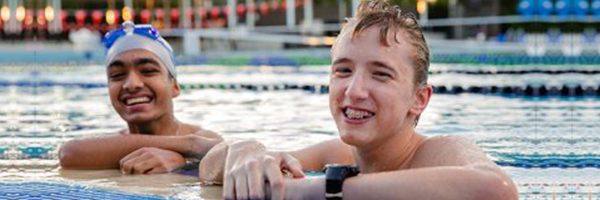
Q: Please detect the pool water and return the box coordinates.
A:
[1,64,598,200]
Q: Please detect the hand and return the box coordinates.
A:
[182,134,222,156]
[119,147,185,174]
[199,140,305,200]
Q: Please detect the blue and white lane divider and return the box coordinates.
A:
[0,182,175,200]
[11,146,600,169]
[430,69,600,75]
[4,80,600,97]
[496,158,600,169]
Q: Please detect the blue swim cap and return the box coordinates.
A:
[104,21,177,79]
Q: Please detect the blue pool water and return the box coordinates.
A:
[0,64,598,199]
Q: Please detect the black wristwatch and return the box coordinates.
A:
[324,164,360,200]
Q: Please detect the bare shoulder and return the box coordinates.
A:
[118,129,129,134]
[410,135,494,168]
[184,123,222,139]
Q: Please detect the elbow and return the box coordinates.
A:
[58,141,82,169]
[469,167,519,200]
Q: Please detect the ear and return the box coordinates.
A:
[410,84,432,116]
[171,79,181,98]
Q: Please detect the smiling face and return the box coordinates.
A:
[106,49,180,124]
[329,24,432,148]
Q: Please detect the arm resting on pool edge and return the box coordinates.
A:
[282,136,518,200]
[59,134,222,170]
[283,163,518,200]
[198,138,355,183]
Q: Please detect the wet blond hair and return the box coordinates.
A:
[341,0,430,125]
[345,0,430,87]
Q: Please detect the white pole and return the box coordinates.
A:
[351,0,359,17]
[286,0,295,30]
[125,0,133,10]
[193,0,202,29]
[53,0,61,32]
[338,0,346,23]
[8,0,16,34]
[228,0,236,29]
[419,1,428,25]
[125,0,133,23]
[246,0,255,29]
[164,0,171,29]
[303,0,312,25]
[181,0,191,28]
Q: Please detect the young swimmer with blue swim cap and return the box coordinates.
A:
[198,1,518,199]
[59,22,222,175]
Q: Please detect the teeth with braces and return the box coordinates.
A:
[345,108,374,119]
[126,97,151,105]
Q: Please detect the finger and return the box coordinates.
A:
[235,168,249,200]
[120,156,143,174]
[282,154,305,178]
[264,156,285,200]
[132,160,155,174]
[119,148,144,167]
[120,154,151,174]
[223,172,236,200]
[246,160,265,199]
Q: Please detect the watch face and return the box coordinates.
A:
[324,164,360,172]
[325,165,360,180]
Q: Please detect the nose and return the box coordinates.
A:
[345,73,369,101]
[123,72,144,93]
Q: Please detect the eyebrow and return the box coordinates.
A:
[332,57,353,65]
[372,61,395,71]
[107,60,125,68]
[135,58,161,67]
[371,61,398,75]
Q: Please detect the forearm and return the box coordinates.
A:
[339,166,517,200]
[59,134,219,169]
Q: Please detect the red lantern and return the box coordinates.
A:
[123,8,135,22]
[75,9,86,25]
[236,4,245,15]
[198,7,207,18]
[113,11,121,24]
[259,2,269,14]
[24,9,34,27]
[155,9,164,20]
[36,9,46,27]
[270,1,279,11]
[210,7,221,19]
[170,8,179,23]
[60,10,67,24]
[92,10,103,25]
[140,9,151,24]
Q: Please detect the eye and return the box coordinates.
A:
[109,72,125,79]
[141,69,159,74]
[334,66,352,76]
[374,71,392,78]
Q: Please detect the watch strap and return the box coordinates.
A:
[325,165,360,200]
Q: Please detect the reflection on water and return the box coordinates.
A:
[0,65,598,199]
